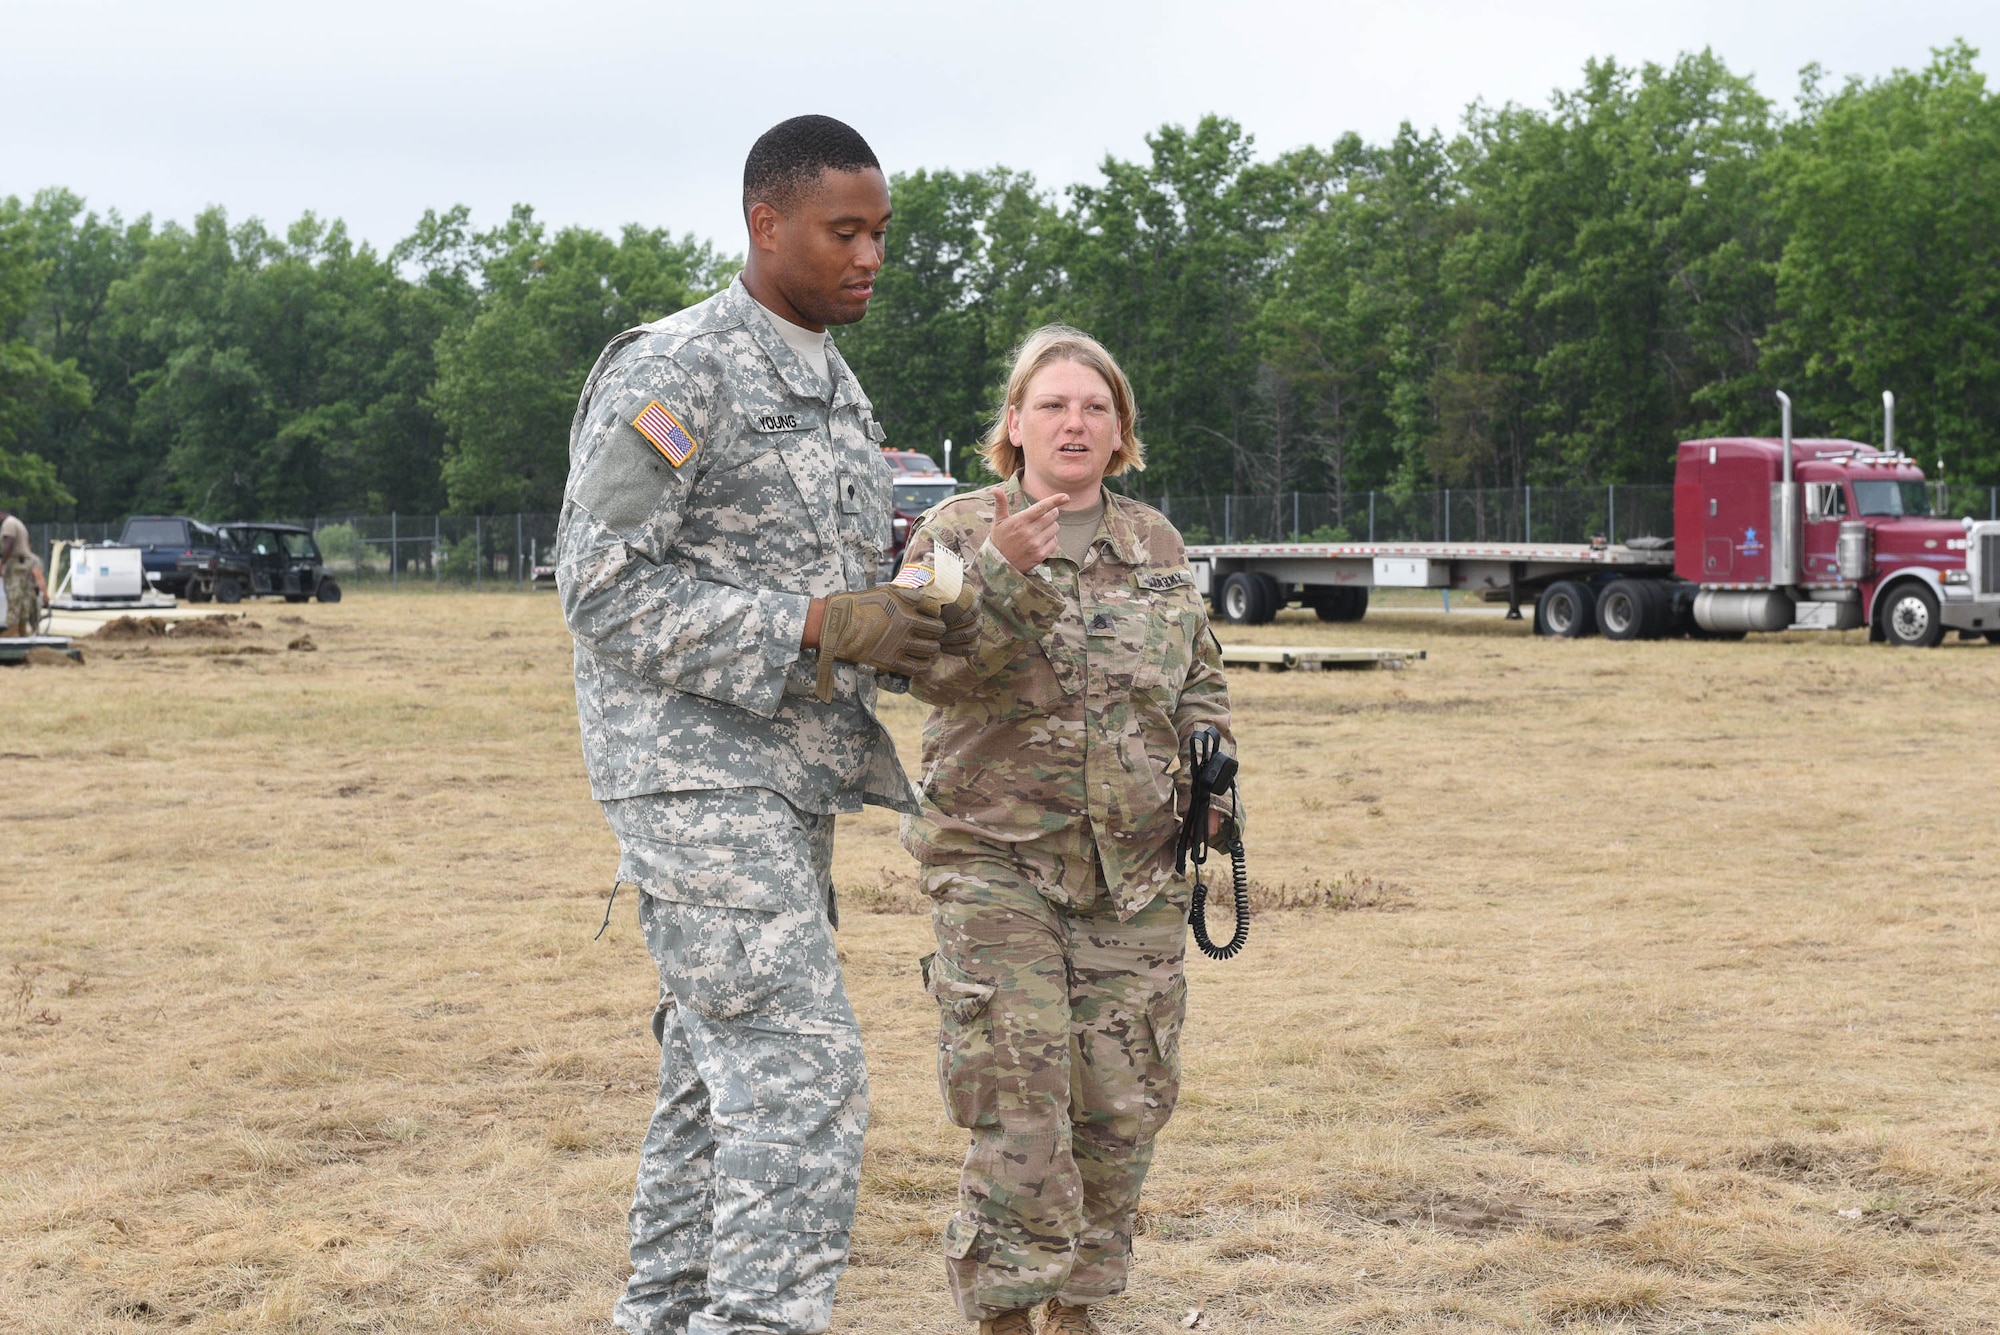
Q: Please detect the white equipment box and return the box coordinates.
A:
[70,545,145,600]
[1372,556,1448,588]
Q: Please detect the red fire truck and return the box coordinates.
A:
[1189,393,2000,648]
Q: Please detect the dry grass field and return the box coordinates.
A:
[4,590,1997,1334]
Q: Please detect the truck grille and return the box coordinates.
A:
[1984,532,2000,597]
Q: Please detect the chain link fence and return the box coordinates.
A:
[29,482,2000,587]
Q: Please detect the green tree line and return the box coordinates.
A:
[2,44,1996,522]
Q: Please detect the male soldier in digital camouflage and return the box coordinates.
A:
[898,326,1237,1335]
[556,116,975,1335]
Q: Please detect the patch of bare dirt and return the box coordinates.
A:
[1366,1191,1627,1239]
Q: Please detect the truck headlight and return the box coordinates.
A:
[1942,568,1970,584]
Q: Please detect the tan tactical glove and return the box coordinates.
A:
[892,542,980,657]
[815,586,946,701]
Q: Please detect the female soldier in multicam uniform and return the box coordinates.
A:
[898,326,1238,1335]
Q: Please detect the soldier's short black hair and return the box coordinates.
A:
[742,116,881,218]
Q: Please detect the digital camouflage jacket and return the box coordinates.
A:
[898,478,1237,917]
[556,275,913,816]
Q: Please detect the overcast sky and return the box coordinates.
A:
[5,0,1995,256]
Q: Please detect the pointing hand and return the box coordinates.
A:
[989,488,1069,573]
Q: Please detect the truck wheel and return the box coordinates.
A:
[1879,582,1943,648]
[214,578,244,605]
[317,578,343,604]
[1218,572,1273,625]
[1313,587,1369,622]
[1536,580,1597,638]
[1985,631,2000,645]
[1255,573,1285,621]
[1595,580,1655,641]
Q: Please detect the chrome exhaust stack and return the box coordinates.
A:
[1770,390,1800,587]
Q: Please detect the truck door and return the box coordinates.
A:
[1801,479,1848,582]
[246,529,284,594]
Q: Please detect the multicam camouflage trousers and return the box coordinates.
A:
[920,854,1187,1320]
[3,562,35,634]
[602,789,867,1335]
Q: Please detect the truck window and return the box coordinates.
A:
[894,482,959,512]
[281,532,318,560]
[123,519,185,546]
[1806,483,1848,522]
[1852,480,1933,517]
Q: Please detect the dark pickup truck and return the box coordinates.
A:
[118,515,225,595]
[179,523,341,604]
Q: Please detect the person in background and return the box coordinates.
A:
[897,326,1239,1335]
[1,510,47,636]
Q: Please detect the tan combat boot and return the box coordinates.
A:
[977,1308,1035,1335]
[1040,1299,1096,1334]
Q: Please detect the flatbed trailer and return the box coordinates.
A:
[1187,404,2000,647]
[1187,539,1677,632]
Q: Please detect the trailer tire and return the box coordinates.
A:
[1218,572,1274,625]
[1255,573,1285,620]
[1985,631,2000,645]
[1595,579,1657,641]
[1878,581,1943,648]
[1312,587,1369,622]
[1536,580,1597,638]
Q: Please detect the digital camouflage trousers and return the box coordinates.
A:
[920,854,1187,1320]
[603,790,866,1335]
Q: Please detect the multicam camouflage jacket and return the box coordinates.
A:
[899,477,1237,917]
[555,275,913,816]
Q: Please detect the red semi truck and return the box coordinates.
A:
[1189,393,2000,648]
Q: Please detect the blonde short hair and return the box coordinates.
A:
[980,324,1146,481]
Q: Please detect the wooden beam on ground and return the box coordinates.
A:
[1219,645,1425,672]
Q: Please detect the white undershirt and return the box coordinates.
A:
[754,299,831,388]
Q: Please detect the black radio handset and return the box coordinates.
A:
[1176,727,1250,960]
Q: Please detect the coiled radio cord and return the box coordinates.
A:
[1176,727,1250,961]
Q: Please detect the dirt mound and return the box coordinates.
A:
[288,635,317,652]
[168,617,240,639]
[90,616,170,640]
[89,615,240,642]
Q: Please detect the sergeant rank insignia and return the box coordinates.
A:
[632,401,699,467]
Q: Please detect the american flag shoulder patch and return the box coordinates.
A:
[891,563,936,590]
[631,401,699,467]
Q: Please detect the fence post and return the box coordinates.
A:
[434,515,442,584]
[515,513,525,582]
[391,511,398,585]
[1292,491,1300,541]
[1368,491,1376,542]
[1524,486,1532,543]
[1224,495,1232,544]
[1607,484,1615,544]
[475,515,483,590]
[1444,488,1451,543]
[1991,487,1996,521]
